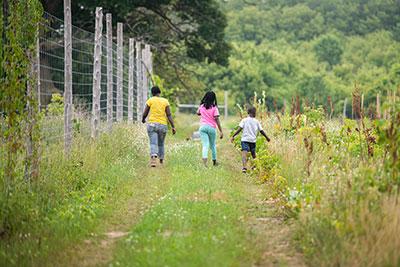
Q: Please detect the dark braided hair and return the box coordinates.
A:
[200,91,218,109]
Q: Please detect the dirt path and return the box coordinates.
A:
[52,163,173,267]
[221,142,306,267]
[53,130,305,266]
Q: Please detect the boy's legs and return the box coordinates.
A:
[250,143,257,170]
[157,124,167,162]
[241,141,250,171]
[199,126,210,166]
[241,150,249,169]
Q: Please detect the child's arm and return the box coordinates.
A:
[215,116,223,139]
[230,127,242,143]
[260,130,271,142]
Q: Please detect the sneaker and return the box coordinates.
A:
[150,157,157,167]
[242,168,247,173]
[213,160,219,166]
[159,159,164,165]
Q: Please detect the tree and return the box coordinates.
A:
[40,0,230,66]
[314,35,343,67]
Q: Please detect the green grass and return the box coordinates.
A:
[111,143,254,267]
[0,124,147,266]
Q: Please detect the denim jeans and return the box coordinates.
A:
[147,123,168,159]
[199,125,217,160]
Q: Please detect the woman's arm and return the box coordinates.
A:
[215,116,223,139]
[142,105,150,123]
[165,106,176,135]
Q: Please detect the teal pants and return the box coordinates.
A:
[199,125,217,160]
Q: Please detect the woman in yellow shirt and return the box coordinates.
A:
[142,86,176,167]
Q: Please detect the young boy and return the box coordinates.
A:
[230,106,270,173]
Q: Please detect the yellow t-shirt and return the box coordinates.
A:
[146,96,170,125]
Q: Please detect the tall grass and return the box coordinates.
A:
[0,122,147,266]
[237,100,400,266]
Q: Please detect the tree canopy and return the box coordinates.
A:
[40,0,230,66]
[181,0,400,114]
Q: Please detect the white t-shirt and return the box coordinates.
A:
[239,117,263,143]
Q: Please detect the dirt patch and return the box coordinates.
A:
[49,165,172,267]
[105,231,128,239]
[220,142,306,267]
[245,184,306,267]
[184,190,228,202]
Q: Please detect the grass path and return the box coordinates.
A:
[54,122,305,266]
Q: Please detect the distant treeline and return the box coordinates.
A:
[179,0,400,115]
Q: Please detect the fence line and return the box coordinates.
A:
[37,3,153,153]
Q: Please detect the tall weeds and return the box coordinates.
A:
[237,92,400,266]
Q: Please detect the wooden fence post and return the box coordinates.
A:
[64,0,72,153]
[106,13,113,131]
[142,44,149,107]
[148,46,153,87]
[361,94,364,116]
[128,38,134,122]
[283,99,287,114]
[25,51,34,182]
[224,90,228,118]
[136,41,142,121]
[91,7,103,139]
[376,93,381,119]
[36,27,41,111]
[116,22,123,122]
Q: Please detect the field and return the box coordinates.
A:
[238,101,400,266]
[1,108,399,266]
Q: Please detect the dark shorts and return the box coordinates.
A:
[241,141,256,157]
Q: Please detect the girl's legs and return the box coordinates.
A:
[208,127,217,164]
[199,126,210,166]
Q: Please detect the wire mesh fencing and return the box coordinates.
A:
[38,9,152,150]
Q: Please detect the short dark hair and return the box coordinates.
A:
[247,106,256,115]
[151,86,161,96]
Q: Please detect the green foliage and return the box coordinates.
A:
[0,124,144,265]
[0,0,43,234]
[181,0,400,113]
[233,107,400,265]
[314,35,343,67]
[112,143,253,267]
[376,102,400,187]
[42,0,230,66]
[46,93,64,116]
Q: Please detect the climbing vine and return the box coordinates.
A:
[0,0,43,234]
